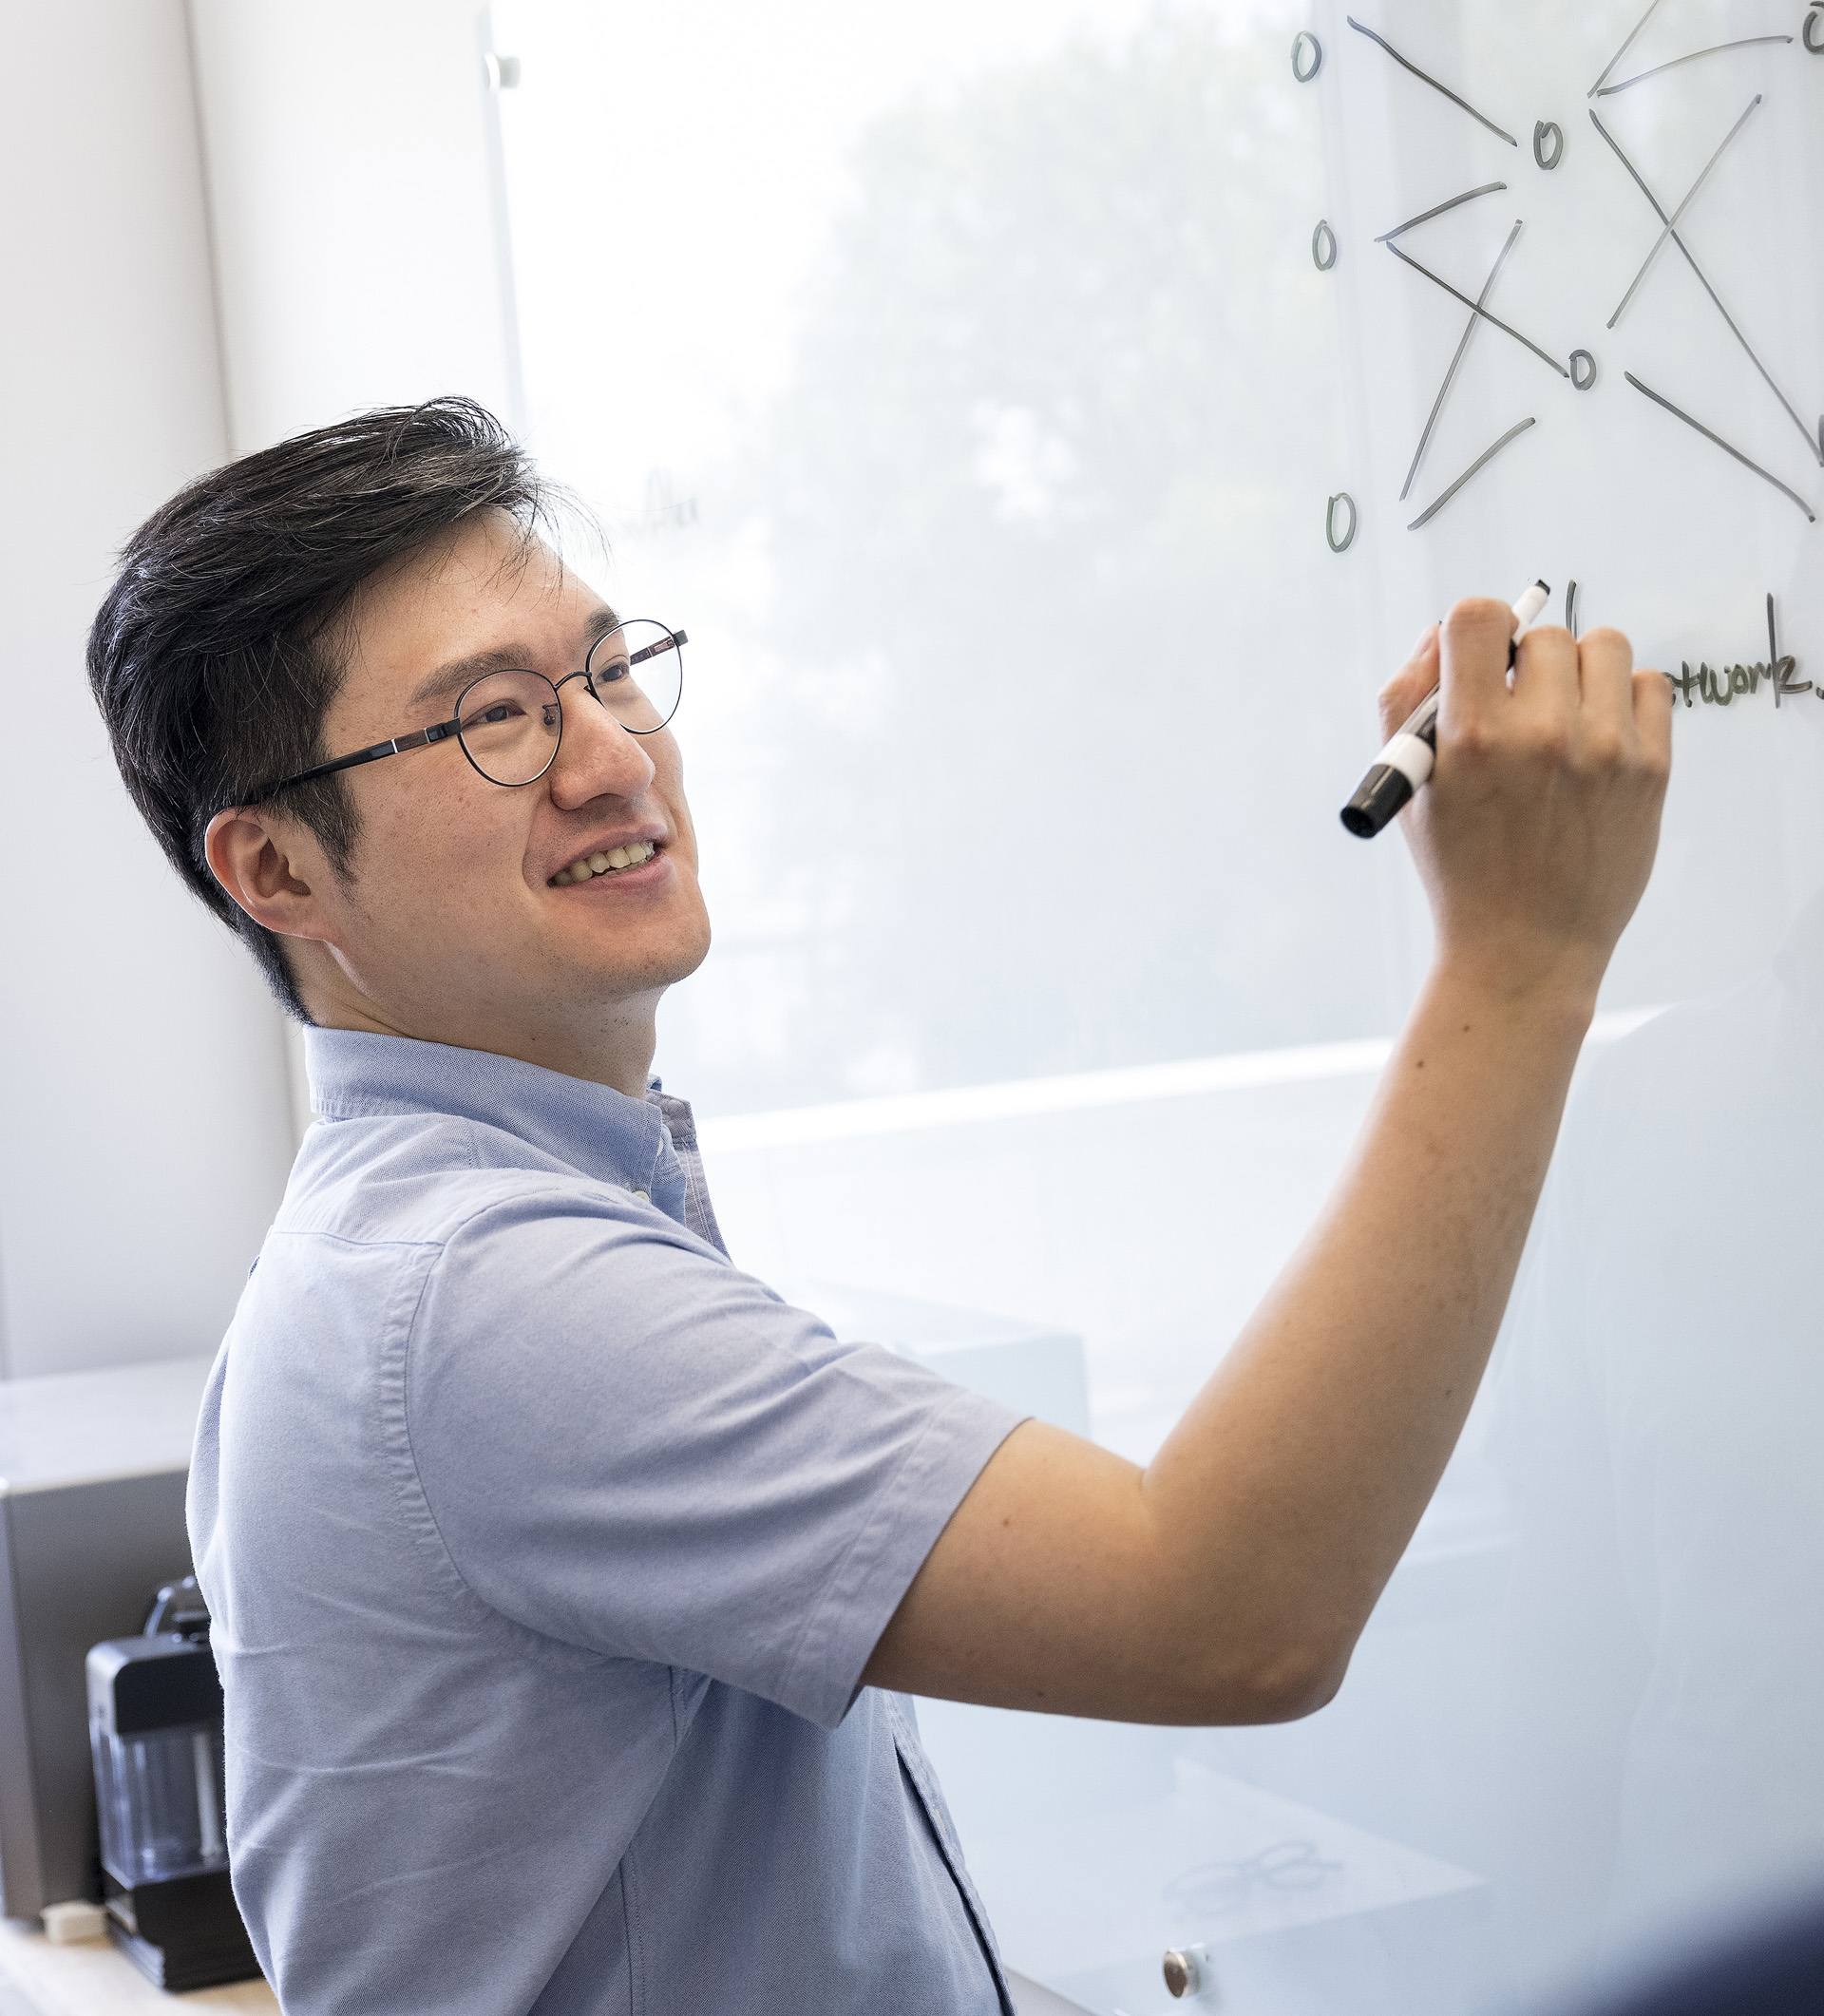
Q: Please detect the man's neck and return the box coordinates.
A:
[298,963,663,1100]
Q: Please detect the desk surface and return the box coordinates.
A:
[0,1922,276,2014]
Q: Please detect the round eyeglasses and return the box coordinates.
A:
[253,618,685,800]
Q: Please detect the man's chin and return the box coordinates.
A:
[566,911,712,999]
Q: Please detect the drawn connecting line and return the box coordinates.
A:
[1589,0,1667,98]
[1596,34,1793,96]
[1346,18,1516,145]
[1624,371,1816,521]
[1385,238,1569,377]
[1375,181,1507,244]
[1591,113,1824,467]
[1408,417,1536,531]
[1608,96,1760,329]
[1400,222,1523,502]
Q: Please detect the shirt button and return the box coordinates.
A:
[631,1189,650,1204]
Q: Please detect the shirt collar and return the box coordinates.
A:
[302,1027,687,1217]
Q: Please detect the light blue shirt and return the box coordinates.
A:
[189,1029,1023,2014]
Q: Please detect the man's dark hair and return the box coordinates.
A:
[87,397,551,1020]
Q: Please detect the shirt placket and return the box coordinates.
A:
[647,1091,731,1256]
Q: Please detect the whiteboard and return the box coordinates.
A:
[496,5,1824,2008]
[1311,0,1824,999]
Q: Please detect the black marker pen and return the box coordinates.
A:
[1340,580,1551,839]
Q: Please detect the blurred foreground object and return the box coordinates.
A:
[0,1358,211,1921]
[87,1575,259,1990]
[1564,1892,1824,2016]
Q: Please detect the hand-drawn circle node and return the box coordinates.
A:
[1532,121,1565,170]
[1292,31,1323,82]
[1326,492,1358,553]
[1312,220,1339,271]
[1805,10,1824,54]
[1570,350,1599,391]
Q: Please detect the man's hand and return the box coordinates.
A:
[1386,604,1671,1011]
[863,599,1671,1725]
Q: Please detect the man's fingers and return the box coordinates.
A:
[1574,625,1636,736]
[1510,623,1580,716]
[1378,624,1439,739]
[1437,598,1521,728]
[1631,663,1674,772]
[1383,609,1667,791]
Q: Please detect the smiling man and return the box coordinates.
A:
[88,400,1670,2015]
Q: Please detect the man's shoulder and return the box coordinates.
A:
[276,1106,641,1251]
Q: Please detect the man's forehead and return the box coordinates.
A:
[342,520,616,705]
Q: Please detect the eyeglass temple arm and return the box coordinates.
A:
[625,627,686,666]
[258,717,462,797]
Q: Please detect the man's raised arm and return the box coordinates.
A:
[863,598,1671,1723]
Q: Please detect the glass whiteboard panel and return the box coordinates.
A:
[492,2,1824,2008]
[493,0,1397,1118]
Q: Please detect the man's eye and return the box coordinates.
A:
[594,658,633,687]
[464,700,522,729]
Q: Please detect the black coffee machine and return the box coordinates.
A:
[86,1578,261,1991]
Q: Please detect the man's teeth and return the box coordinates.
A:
[552,841,657,885]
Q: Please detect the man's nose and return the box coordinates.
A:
[549,690,657,807]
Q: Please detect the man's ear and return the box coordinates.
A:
[203,808,332,941]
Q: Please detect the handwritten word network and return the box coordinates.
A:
[1669,656,1812,709]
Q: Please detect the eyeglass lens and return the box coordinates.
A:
[585,620,684,733]
[456,671,564,787]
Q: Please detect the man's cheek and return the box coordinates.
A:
[395,806,518,884]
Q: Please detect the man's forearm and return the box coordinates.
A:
[1139,959,1593,1714]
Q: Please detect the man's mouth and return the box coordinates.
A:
[549,840,660,886]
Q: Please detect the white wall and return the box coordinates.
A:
[0,0,531,1380]
[0,0,296,1378]
[188,0,521,453]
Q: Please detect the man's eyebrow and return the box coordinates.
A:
[406,647,530,710]
[405,607,622,710]
[580,605,622,656]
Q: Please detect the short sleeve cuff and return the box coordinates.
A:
[780,1384,1025,1729]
